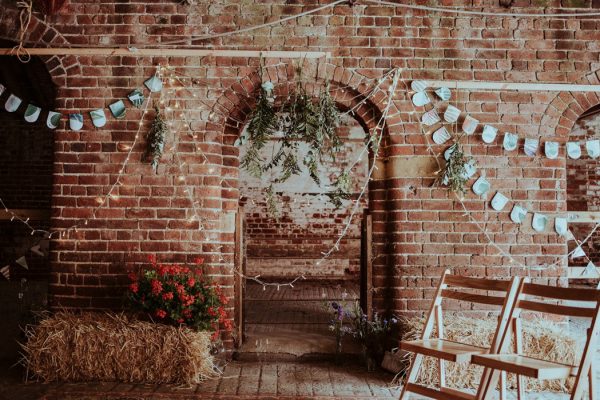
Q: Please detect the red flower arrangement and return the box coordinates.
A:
[128,256,231,337]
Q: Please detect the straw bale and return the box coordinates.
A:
[400,315,584,393]
[21,311,219,384]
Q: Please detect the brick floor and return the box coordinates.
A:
[0,359,584,399]
[242,280,360,356]
[0,361,401,400]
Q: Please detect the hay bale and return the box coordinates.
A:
[400,315,583,393]
[21,311,219,384]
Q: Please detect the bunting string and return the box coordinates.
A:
[405,79,600,274]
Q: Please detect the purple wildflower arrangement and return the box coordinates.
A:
[328,301,398,369]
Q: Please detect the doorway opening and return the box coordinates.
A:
[236,113,371,358]
[0,40,55,368]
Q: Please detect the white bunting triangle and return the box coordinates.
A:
[571,245,586,260]
[583,261,599,278]
[16,256,28,270]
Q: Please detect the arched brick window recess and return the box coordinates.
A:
[0,39,58,281]
[535,70,600,286]
[213,64,399,351]
[566,103,600,284]
[0,38,61,363]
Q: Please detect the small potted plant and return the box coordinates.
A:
[127,256,232,341]
[347,302,398,371]
[328,301,398,371]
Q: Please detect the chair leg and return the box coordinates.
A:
[398,354,423,400]
[513,318,524,400]
[589,361,596,400]
[499,371,507,400]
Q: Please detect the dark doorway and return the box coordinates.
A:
[0,41,55,365]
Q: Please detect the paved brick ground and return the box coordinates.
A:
[0,361,400,400]
[0,359,583,400]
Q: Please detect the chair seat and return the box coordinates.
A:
[400,338,488,363]
[472,354,578,380]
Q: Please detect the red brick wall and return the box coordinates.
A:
[567,110,600,268]
[3,0,600,345]
[241,114,368,279]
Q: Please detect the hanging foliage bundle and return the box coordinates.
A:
[435,138,472,195]
[239,66,350,210]
[144,107,168,173]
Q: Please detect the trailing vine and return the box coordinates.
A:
[144,107,167,173]
[240,84,276,179]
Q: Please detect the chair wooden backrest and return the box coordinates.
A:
[419,270,521,352]
[478,280,600,400]
[399,269,521,400]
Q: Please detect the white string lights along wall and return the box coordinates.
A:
[406,80,600,276]
[160,64,402,290]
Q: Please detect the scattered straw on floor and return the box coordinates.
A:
[21,311,219,384]
[400,315,583,393]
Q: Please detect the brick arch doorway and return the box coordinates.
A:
[216,65,395,356]
[236,111,371,357]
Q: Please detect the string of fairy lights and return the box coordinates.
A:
[4,60,600,286]
[157,64,401,289]
[0,62,401,291]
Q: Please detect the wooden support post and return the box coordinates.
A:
[234,208,244,348]
[0,209,50,221]
[360,210,373,319]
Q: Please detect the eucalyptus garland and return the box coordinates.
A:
[435,139,472,195]
[239,71,349,210]
[144,107,167,173]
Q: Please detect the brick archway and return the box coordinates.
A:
[213,63,403,339]
[0,6,70,86]
[539,70,600,139]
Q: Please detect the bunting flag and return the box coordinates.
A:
[0,265,9,280]
[0,73,162,131]
[572,245,586,259]
[584,261,598,277]
[15,256,28,270]
[30,244,44,256]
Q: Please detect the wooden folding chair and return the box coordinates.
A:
[398,269,521,400]
[474,280,600,400]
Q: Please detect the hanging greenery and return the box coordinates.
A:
[144,107,167,173]
[435,139,472,195]
[265,184,279,217]
[239,65,347,211]
[326,170,353,209]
